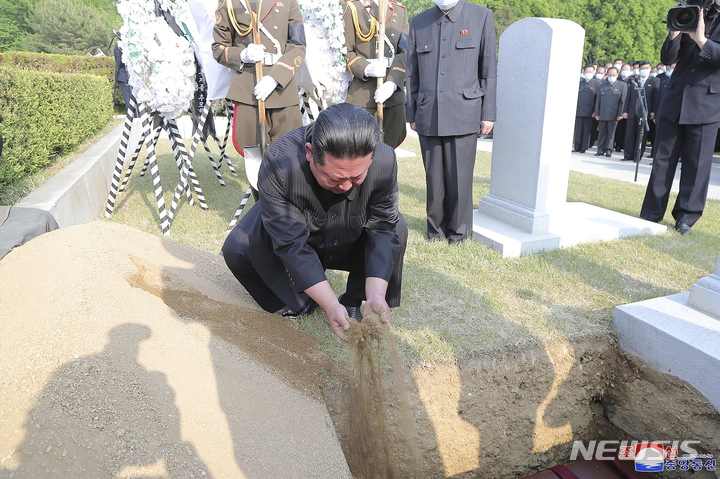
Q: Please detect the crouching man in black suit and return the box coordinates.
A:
[222,103,407,341]
[640,2,720,234]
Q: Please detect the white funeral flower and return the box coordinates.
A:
[298,0,352,105]
[117,0,197,119]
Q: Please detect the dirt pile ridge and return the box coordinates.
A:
[0,221,351,479]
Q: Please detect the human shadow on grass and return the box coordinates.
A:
[0,324,210,479]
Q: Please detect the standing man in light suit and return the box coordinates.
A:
[406,0,497,244]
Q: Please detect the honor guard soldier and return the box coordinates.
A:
[212,0,306,155]
[342,0,410,148]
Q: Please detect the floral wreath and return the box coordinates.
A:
[298,0,352,106]
[117,0,197,119]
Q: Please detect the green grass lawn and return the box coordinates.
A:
[100,133,720,366]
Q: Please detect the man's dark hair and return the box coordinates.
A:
[632,61,641,67]
[607,67,618,74]
[312,103,381,166]
[639,60,652,68]
[614,58,623,63]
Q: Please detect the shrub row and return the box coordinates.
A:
[0,65,113,190]
[0,51,115,84]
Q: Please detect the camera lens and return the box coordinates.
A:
[676,9,697,28]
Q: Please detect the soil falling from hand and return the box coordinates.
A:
[345,312,420,479]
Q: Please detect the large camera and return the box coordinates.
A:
[667,0,713,32]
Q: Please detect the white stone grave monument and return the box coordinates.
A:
[472,18,666,257]
[614,252,720,411]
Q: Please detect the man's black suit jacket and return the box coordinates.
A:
[659,6,720,124]
[623,76,660,120]
[576,78,599,117]
[232,124,401,296]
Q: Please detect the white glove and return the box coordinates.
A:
[364,61,388,78]
[374,81,397,104]
[254,76,278,101]
[241,44,266,63]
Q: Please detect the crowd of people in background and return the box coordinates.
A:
[573,58,679,161]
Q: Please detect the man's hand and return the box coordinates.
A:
[594,115,600,121]
[683,8,707,49]
[374,81,397,104]
[241,44,266,63]
[650,112,655,121]
[364,294,390,323]
[254,76,278,101]
[326,301,351,342]
[364,61,388,78]
[365,277,390,323]
[305,280,351,342]
[480,121,494,136]
[410,122,416,131]
[622,113,628,119]
[617,116,623,121]
[686,10,707,50]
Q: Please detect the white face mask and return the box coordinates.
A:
[433,0,458,10]
[633,69,640,75]
[608,76,617,83]
[621,70,631,79]
[584,73,594,81]
[640,69,650,78]
[614,64,623,70]
[595,73,604,80]
[667,70,673,77]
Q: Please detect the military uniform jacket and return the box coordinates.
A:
[623,76,660,120]
[576,78,599,117]
[406,1,497,137]
[235,125,401,294]
[594,80,627,121]
[659,7,720,124]
[212,0,306,108]
[343,0,409,108]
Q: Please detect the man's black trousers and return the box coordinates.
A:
[418,133,477,242]
[597,120,618,155]
[573,116,593,152]
[222,213,408,313]
[624,117,649,161]
[640,118,720,226]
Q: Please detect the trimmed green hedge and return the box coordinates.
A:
[0,51,115,84]
[0,65,113,189]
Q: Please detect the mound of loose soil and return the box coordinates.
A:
[0,221,350,479]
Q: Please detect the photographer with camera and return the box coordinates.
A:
[640,0,720,235]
